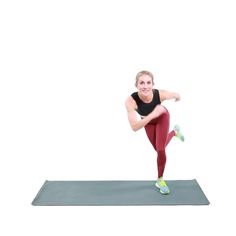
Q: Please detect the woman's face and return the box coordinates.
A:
[136,74,154,97]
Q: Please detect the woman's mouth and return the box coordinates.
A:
[142,89,150,93]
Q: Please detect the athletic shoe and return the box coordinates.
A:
[174,125,185,142]
[155,177,170,195]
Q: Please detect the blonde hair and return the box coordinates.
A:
[135,70,154,87]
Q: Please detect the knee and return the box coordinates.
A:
[160,106,169,118]
[162,106,170,116]
[157,150,166,161]
[157,148,166,154]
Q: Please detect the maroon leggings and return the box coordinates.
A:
[144,108,175,178]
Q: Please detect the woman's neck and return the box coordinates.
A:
[138,90,153,103]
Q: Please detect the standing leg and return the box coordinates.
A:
[154,110,172,194]
[144,109,171,178]
[155,110,170,178]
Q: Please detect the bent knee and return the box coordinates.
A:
[158,105,169,117]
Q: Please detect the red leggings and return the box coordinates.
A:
[144,108,175,178]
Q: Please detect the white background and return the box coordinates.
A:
[1,0,236,235]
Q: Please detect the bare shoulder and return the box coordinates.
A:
[125,96,137,111]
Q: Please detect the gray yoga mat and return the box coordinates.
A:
[32,179,210,206]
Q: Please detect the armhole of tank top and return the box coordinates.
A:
[154,89,160,103]
[134,92,141,103]
[130,93,138,110]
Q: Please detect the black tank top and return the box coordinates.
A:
[131,89,161,116]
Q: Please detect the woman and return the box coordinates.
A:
[125,70,184,195]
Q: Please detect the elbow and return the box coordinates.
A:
[131,125,139,132]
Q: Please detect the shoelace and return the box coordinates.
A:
[159,179,167,187]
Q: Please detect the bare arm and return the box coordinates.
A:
[159,90,181,102]
[125,96,165,132]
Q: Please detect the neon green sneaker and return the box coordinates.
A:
[174,125,185,142]
[155,177,170,195]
